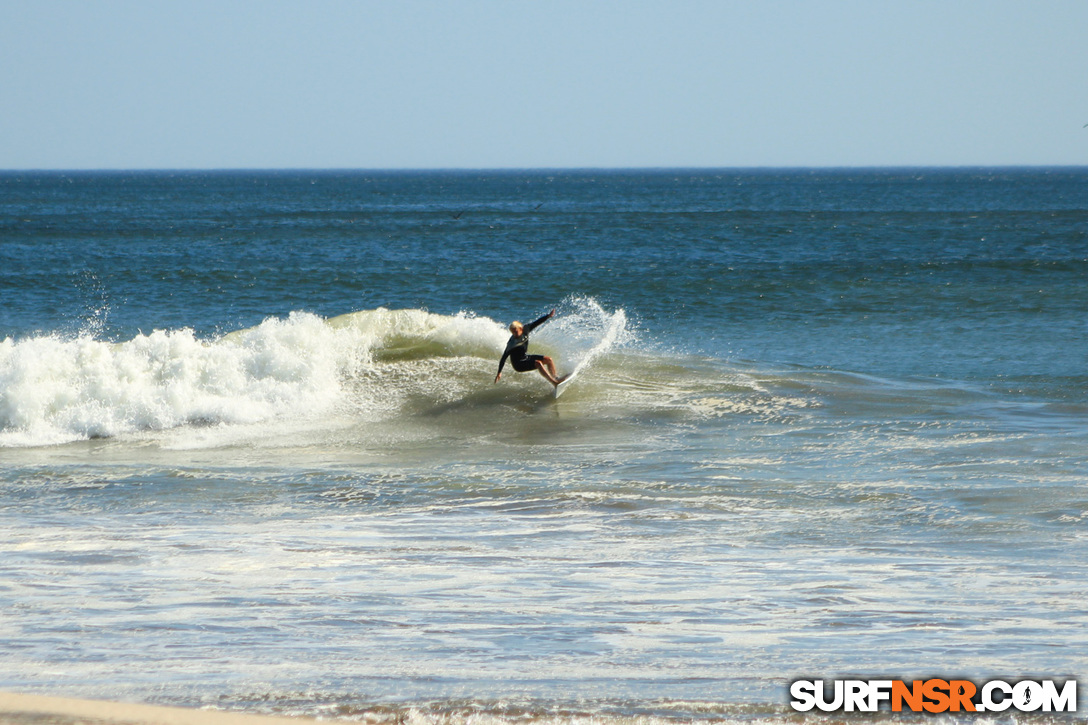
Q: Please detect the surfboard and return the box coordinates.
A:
[554,370,579,398]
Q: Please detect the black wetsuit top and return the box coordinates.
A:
[497,312,551,375]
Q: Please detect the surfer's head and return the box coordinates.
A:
[509,321,523,335]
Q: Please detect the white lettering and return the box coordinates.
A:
[982,680,1012,712]
[789,680,816,712]
[815,680,844,712]
[868,680,893,711]
[1041,680,1077,712]
[1014,681,1044,711]
[844,680,869,712]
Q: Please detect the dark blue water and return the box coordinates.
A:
[3,169,1086,380]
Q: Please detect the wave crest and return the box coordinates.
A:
[0,301,629,447]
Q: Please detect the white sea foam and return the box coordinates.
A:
[0,313,339,447]
[2,298,928,451]
[0,301,634,448]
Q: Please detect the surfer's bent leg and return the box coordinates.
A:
[534,357,560,386]
[542,356,558,380]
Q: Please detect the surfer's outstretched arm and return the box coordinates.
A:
[523,309,555,335]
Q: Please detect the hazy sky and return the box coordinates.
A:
[2,1,1086,169]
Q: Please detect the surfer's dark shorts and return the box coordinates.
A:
[511,354,545,373]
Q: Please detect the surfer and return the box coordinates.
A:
[495,309,565,387]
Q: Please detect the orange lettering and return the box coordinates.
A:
[922,679,950,713]
[949,680,977,712]
[892,680,924,712]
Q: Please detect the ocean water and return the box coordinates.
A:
[1,169,1086,723]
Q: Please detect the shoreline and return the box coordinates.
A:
[0,692,329,725]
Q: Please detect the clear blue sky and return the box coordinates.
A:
[2,0,1086,169]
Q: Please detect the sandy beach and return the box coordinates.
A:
[0,693,329,725]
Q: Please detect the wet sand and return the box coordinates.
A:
[0,693,329,725]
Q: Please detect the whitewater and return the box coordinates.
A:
[0,300,633,449]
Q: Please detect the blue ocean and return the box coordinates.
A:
[1,169,1086,722]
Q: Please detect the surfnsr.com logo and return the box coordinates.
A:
[790,679,1077,713]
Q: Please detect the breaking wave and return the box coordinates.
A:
[0,299,634,447]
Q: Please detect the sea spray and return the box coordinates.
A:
[534,296,632,377]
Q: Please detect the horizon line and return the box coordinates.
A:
[3,164,1088,174]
